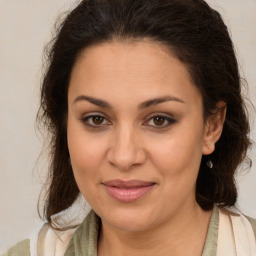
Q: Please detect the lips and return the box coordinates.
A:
[103,179,155,203]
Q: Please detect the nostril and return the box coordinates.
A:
[106,129,146,170]
[106,147,146,171]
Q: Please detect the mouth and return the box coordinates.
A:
[102,179,156,203]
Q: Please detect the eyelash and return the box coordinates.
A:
[80,113,176,130]
[81,114,111,129]
[144,114,176,129]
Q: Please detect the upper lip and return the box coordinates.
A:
[103,179,155,188]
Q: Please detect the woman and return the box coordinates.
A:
[3,0,256,255]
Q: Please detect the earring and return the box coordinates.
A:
[206,160,213,169]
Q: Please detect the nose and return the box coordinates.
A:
[106,125,146,171]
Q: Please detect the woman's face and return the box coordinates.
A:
[67,39,214,231]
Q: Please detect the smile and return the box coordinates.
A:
[103,179,155,203]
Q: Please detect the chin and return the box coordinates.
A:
[98,206,160,232]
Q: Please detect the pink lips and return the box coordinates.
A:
[103,179,155,203]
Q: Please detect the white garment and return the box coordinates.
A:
[30,195,90,256]
[217,207,256,256]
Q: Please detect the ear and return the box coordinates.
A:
[202,101,227,155]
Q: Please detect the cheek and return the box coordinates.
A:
[148,131,204,209]
[67,120,107,181]
[67,127,108,204]
[148,126,204,180]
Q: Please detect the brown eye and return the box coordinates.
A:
[145,114,176,129]
[81,114,111,129]
[92,116,104,125]
[153,116,165,126]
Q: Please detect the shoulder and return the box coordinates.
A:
[245,215,256,239]
[1,197,91,256]
[1,239,30,256]
[217,206,256,255]
[218,206,256,243]
[1,223,77,256]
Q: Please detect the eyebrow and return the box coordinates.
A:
[73,95,185,109]
[138,95,185,109]
[73,95,111,108]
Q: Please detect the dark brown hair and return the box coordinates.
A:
[38,0,251,226]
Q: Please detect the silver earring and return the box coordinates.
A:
[206,160,213,169]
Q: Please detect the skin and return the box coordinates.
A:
[67,39,226,256]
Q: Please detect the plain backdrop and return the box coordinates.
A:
[0,0,255,253]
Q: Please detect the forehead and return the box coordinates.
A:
[69,39,202,107]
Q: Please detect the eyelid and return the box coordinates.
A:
[81,111,109,119]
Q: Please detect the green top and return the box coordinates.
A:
[1,240,30,256]
[2,205,256,256]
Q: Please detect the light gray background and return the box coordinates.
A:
[0,0,255,253]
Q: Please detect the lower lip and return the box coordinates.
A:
[104,184,155,203]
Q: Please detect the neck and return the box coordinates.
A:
[97,202,212,256]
